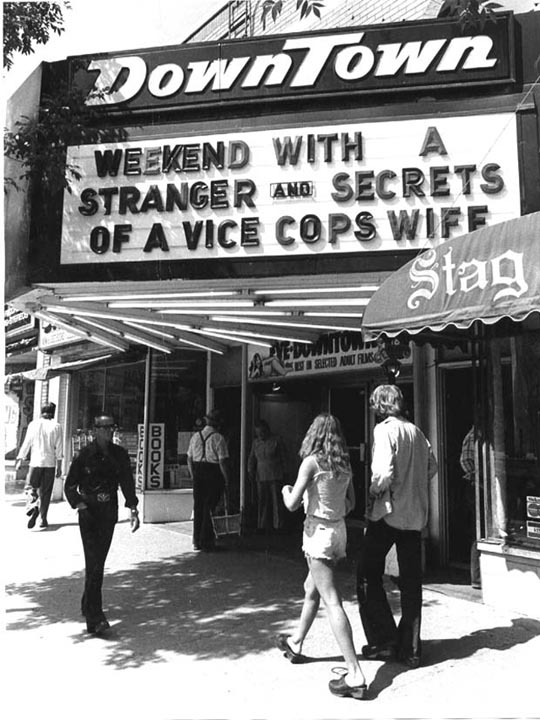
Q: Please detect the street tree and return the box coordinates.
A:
[3,1,70,70]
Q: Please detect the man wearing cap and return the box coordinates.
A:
[15,402,63,530]
[187,408,230,551]
[64,414,140,634]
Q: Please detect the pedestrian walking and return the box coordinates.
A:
[357,384,438,668]
[187,408,230,552]
[279,413,367,700]
[248,419,286,533]
[64,414,140,634]
[15,402,63,530]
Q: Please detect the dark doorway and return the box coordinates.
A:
[441,366,475,567]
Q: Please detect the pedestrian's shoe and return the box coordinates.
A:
[328,671,368,700]
[276,634,306,664]
[27,506,39,529]
[362,643,397,661]
[397,651,421,669]
[87,618,111,634]
[39,519,48,529]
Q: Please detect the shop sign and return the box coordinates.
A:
[527,522,540,539]
[136,423,165,489]
[247,332,411,381]
[5,305,35,338]
[61,113,520,265]
[75,16,514,112]
[526,496,540,519]
[39,320,81,349]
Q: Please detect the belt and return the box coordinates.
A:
[82,492,113,503]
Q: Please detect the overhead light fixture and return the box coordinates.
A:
[63,291,239,302]
[174,336,224,354]
[304,312,364,318]
[210,315,363,333]
[124,321,176,339]
[193,328,272,348]
[121,331,172,354]
[200,325,312,345]
[108,299,254,309]
[252,285,379,295]
[152,309,285,317]
[77,317,123,336]
[265,298,370,307]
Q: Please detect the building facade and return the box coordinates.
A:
[5,4,540,616]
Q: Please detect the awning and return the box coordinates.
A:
[5,355,112,383]
[11,272,387,356]
[361,212,540,340]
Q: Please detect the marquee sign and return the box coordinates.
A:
[61,113,521,265]
[74,16,514,112]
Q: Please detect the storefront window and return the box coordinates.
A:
[150,350,207,490]
[75,358,146,465]
[489,330,540,548]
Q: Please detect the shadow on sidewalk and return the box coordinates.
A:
[367,616,540,698]
[6,548,318,668]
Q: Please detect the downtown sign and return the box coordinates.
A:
[73,15,515,113]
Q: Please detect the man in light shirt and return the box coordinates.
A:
[15,402,63,529]
[356,385,437,670]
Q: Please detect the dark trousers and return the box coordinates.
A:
[25,467,55,522]
[78,503,117,628]
[356,519,423,661]
[192,463,224,549]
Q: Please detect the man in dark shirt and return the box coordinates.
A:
[65,414,140,634]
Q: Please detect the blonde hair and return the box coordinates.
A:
[369,384,404,419]
[299,413,351,473]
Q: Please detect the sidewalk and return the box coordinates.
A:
[3,493,540,720]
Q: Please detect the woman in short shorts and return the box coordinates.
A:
[279,414,367,700]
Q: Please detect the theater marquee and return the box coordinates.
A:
[61,113,520,266]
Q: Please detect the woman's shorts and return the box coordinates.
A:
[302,516,347,562]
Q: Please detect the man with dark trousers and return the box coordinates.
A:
[65,414,140,634]
[187,408,230,552]
[357,385,437,669]
[15,401,63,529]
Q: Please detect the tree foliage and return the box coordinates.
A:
[261,0,325,29]
[4,78,127,194]
[260,0,503,31]
[3,1,69,70]
[438,0,502,31]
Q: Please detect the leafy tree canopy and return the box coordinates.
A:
[3,1,70,70]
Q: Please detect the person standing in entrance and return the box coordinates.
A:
[187,409,230,552]
[357,385,437,669]
[279,414,367,700]
[248,419,286,533]
[460,425,482,589]
[64,414,140,634]
[15,402,63,530]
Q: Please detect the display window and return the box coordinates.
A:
[149,350,207,489]
[486,327,540,548]
[74,358,146,464]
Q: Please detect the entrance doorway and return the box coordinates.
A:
[330,385,369,520]
[441,366,475,568]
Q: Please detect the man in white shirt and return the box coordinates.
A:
[15,402,63,529]
[357,385,437,670]
[187,409,230,551]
